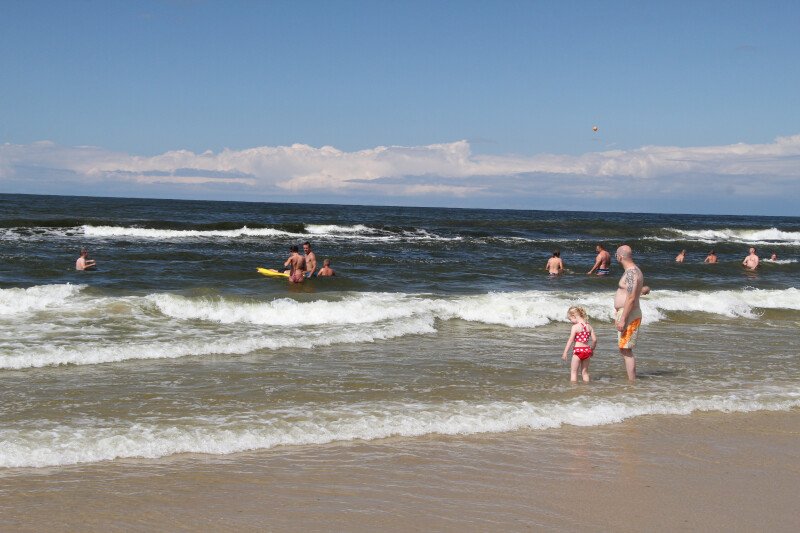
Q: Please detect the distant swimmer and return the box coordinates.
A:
[742,247,759,270]
[675,249,686,263]
[302,241,317,278]
[640,285,651,296]
[770,251,778,261]
[75,248,96,271]
[614,245,644,381]
[587,244,611,276]
[284,245,306,283]
[561,306,597,383]
[317,258,336,277]
[546,250,564,276]
[704,250,718,264]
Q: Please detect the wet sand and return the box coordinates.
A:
[1,409,798,532]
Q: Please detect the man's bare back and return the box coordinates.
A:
[546,251,563,275]
[546,257,563,275]
[588,245,611,275]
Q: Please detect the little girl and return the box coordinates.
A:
[561,306,597,382]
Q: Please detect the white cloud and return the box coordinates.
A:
[2,135,800,203]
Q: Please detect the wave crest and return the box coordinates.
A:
[0,284,85,315]
[664,227,800,245]
[3,389,797,468]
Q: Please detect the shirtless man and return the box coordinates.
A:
[742,247,759,270]
[75,248,96,271]
[545,250,564,276]
[587,244,611,275]
[284,245,306,283]
[317,258,335,277]
[704,250,718,264]
[675,249,686,263]
[302,241,317,278]
[614,245,644,381]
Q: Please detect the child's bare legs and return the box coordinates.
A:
[570,355,581,382]
[580,358,590,382]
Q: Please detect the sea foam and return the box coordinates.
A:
[664,227,800,245]
[2,387,798,468]
[0,284,85,315]
[3,287,798,368]
[0,316,435,369]
[79,224,459,242]
[149,288,800,328]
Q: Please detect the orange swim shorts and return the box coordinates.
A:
[617,308,642,349]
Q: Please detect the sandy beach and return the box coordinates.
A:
[2,409,798,532]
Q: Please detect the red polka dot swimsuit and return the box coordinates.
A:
[573,323,593,360]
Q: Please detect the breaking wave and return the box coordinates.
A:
[663,227,800,245]
[0,284,85,315]
[2,388,798,468]
[2,285,799,369]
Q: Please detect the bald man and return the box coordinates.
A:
[614,245,644,381]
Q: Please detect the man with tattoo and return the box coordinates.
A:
[588,244,612,275]
[614,245,644,381]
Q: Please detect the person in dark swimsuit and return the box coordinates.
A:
[588,244,611,276]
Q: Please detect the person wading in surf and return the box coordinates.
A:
[545,250,564,276]
[742,247,759,270]
[284,245,306,283]
[588,244,611,276]
[614,245,644,381]
[302,241,317,278]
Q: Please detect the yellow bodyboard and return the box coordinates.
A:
[257,267,289,278]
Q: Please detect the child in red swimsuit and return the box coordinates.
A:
[561,306,597,382]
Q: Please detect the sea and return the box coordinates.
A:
[1,193,799,469]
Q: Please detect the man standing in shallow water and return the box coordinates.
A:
[587,244,611,275]
[545,250,564,276]
[302,241,317,278]
[614,245,644,381]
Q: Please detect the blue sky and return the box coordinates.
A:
[1,1,799,214]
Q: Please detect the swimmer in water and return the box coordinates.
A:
[75,248,96,271]
[588,244,611,276]
[317,258,336,277]
[545,250,564,276]
[284,245,306,283]
[742,247,759,270]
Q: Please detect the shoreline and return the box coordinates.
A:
[2,409,798,531]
